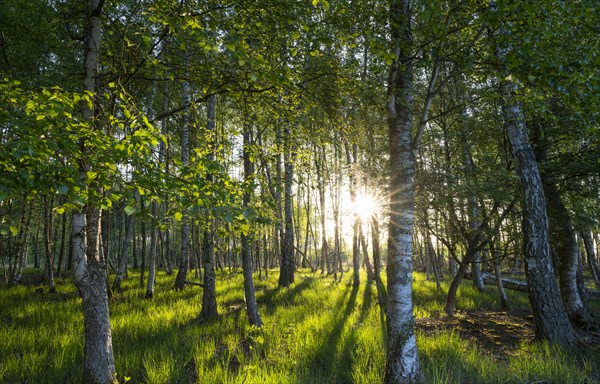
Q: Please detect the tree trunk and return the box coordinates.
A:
[316,145,328,274]
[200,94,218,320]
[346,142,361,286]
[113,188,138,292]
[360,225,374,282]
[444,250,472,317]
[496,17,576,345]
[426,235,441,291]
[42,194,56,293]
[580,230,600,290]
[72,2,116,382]
[174,73,191,291]
[242,123,263,327]
[279,124,295,287]
[11,201,31,285]
[531,126,593,326]
[541,174,592,326]
[489,241,509,310]
[56,208,67,278]
[371,215,385,305]
[146,201,158,299]
[384,1,420,382]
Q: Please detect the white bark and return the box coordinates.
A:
[384,1,420,382]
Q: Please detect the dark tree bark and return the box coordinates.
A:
[495,17,577,345]
[42,194,56,293]
[532,127,592,326]
[279,124,295,287]
[112,188,138,292]
[242,123,263,327]
[200,94,218,320]
[174,72,191,291]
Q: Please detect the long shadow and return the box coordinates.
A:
[256,276,315,316]
[335,282,382,383]
[301,281,359,383]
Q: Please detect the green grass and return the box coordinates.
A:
[1,269,598,383]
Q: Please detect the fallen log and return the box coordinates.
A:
[466,272,600,297]
[184,280,204,287]
[482,273,528,293]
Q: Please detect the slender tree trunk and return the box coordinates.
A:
[371,215,385,305]
[489,241,509,310]
[384,1,420,381]
[444,250,472,317]
[113,188,138,292]
[174,73,191,290]
[316,145,328,274]
[279,124,295,287]
[146,200,158,298]
[360,225,374,282]
[580,230,600,290]
[426,235,441,291]
[346,142,360,286]
[11,201,31,285]
[242,123,262,327]
[495,12,576,345]
[42,195,56,293]
[200,94,218,320]
[56,208,67,278]
[140,216,146,288]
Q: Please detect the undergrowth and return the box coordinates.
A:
[1,269,598,383]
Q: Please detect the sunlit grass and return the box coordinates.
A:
[1,268,598,383]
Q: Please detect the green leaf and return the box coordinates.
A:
[9,225,18,236]
[175,212,183,221]
[124,205,136,216]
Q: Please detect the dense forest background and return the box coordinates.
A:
[1,1,599,383]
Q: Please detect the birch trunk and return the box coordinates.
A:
[495,15,576,345]
[72,1,116,382]
[384,0,420,382]
[345,142,360,286]
[542,175,592,325]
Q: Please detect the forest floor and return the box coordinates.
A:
[2,268,600,383]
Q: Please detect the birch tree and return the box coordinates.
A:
[71,0,116,382]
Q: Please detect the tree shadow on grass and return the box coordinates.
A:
[256,276,315,315]
[299,282,359,383]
